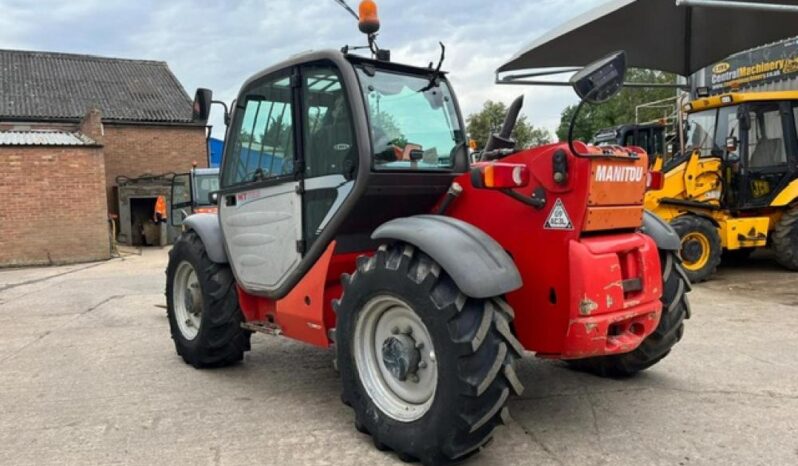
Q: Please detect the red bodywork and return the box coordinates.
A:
[236,142,663,360]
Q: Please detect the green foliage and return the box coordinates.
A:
[555,69,678,142]
[466,100,552,150]
[259,117,290,147]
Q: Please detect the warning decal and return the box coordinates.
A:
[544,198,573,230]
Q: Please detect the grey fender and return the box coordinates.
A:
[371,215,522,299]
[183,214,228,264]
[641,210,681,251]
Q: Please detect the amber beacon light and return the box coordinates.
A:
[358,0,380,34]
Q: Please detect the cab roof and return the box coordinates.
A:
[192,167,219,176]
[240,49,448,92]
[687,90,798,113]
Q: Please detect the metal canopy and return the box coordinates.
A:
[497,0,798,79]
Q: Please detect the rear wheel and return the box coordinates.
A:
[166,231,251,368]
[335,244,524,465]
[671,215,721,282]
[566,251,691,377]
[772,207,798,271]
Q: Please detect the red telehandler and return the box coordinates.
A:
[165,2,690,464]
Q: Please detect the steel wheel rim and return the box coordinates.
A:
[681,232,710,271]
[353,295,438,422]
[174,261,203,340]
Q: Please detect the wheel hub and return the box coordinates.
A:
[353,295,438,422]
[381,333,421,382]
[682,238,703,262]
[173,261,203,340]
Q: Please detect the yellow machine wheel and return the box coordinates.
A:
[772,207,798,271]
[670,215,722,283]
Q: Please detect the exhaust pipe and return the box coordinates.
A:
[484,95,524,153]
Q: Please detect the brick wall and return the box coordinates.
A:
[102,124,207,213]
[0,146,110,267]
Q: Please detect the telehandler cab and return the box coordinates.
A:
[170,167,220,223]
[165,3,690,464]
[645,90,798,281]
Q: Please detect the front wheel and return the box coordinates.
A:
[671,215,721,282]
[566,251,691,377]
[165,231,251,368]
[335,244,524,465]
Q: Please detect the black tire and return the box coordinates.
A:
[566,251,691,377]
[772,207,798,271]
[671,215,721,282]
[166,231,251,368]
[334,244,524,465]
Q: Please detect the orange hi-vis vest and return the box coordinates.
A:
[154,195,167,220]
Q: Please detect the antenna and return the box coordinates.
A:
[331,0,359,20]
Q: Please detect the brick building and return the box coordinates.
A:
[0,49,208,266]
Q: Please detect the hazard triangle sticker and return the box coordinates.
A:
[544,198,573,230]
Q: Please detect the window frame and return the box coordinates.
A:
[219,68,301,193]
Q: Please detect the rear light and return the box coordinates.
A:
[471,163,529,189]
[646,171,664,191]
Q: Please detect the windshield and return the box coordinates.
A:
[356,67,464,170]
[194,173,219,206]
[685,109,718,157]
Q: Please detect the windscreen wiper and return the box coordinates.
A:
[419,42,446,93]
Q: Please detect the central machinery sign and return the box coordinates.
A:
[707,37,798,92]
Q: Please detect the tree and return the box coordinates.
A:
[555,69,678,142]
[467,100,552,150]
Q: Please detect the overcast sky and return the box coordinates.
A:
[0,0,604,137]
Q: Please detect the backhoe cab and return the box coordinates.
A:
[164,4,690,464]
[645,91,798,281]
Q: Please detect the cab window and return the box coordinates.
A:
[747,104,786,169]
[356,67,464,170]
[715,106,740,159]
[685,109,717,157]
[793,104,798,139]
[172,174,191,206]
[222,73,295,187]
[194,174,219,206]
[302,64,357,179]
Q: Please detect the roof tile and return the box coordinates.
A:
[0,49,195,123]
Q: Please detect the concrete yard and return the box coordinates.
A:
[0,248,796,465]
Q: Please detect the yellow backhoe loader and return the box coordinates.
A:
[646,90,798,282]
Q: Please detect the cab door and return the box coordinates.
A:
[299,62,359,250]
[218,70,302,294]
[218,63,360,296]
[738,101,797,208]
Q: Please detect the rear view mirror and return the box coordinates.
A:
[193,88,213,123]
[726,136,738,152]
[209,192,219,205]
[570,51,626,104]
